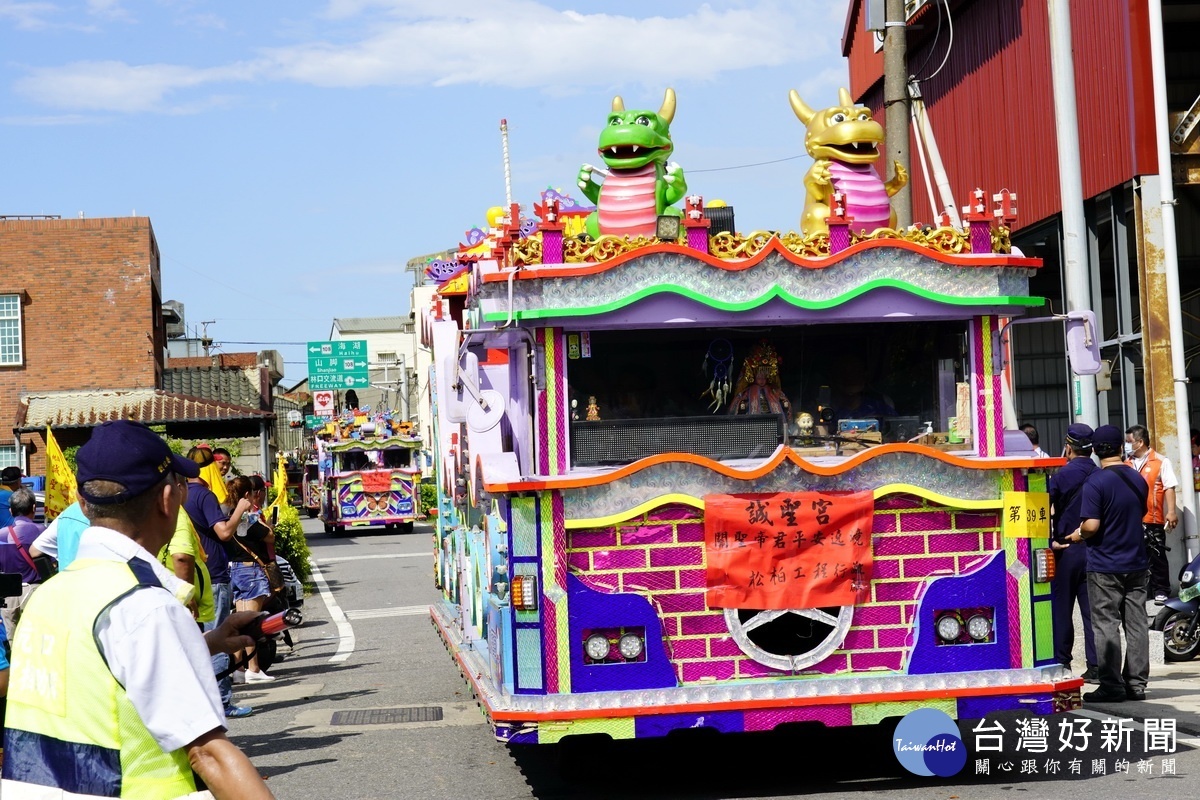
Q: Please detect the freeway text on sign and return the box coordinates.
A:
[308,340,369,390]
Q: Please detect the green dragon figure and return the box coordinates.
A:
[577,88,687,240]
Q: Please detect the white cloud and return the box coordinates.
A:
[14,60,259,112]
[12,1,842,112]
[0,0,59,30]
[86,0,130,21]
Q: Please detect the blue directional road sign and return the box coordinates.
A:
[307,339,369,390]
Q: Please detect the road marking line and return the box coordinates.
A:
[345,605,430,620]
[309,560,356,663]
[317,553,427,564]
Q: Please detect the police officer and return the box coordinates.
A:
[1,420,274,799]
[1049,423,1098,681]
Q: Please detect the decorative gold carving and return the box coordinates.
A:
[504,223,1009,266]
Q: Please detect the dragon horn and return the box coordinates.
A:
[658,88,676,124]
[838,87,854,108]
[788,89,814,124]
[612,96,625,113]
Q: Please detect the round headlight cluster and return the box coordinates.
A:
[617,633,644,659]
[1183,570,1194,585]
[936,614,963,642]
[585,634,611,660]
[966,614,993,642]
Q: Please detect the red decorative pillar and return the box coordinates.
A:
[827,191,853,253]
[683,195,710,253]
[535,197,564,264]
[963,188,992,254]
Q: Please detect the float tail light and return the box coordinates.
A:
[1033,548,1055,583]
[510,575,538,611]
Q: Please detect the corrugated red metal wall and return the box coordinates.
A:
[843,0,1157,229]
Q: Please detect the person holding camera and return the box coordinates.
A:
[226,475,276,684]
[0,487,45,638]
[1,420,273,799]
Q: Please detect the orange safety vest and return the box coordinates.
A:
[1132,449,1167,524]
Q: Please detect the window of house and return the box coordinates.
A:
[0,294,22,365]
[376,351,398,365]
[0,445,20,470]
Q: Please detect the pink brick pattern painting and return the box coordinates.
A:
[566,497,1003,682]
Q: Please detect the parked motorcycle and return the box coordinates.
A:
[1152,549,1200,661]
[254,555,305,672]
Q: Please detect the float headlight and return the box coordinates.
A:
[617,633,644,660]
[585,634,611,661]
[966,614,993,642]
[936,613,963,642]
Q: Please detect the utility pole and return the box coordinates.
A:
[1047,0,1099,428]
[884,0,912,227]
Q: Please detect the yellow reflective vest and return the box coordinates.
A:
[2,556,198,798]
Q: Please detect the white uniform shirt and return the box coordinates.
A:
[74,527,226,752]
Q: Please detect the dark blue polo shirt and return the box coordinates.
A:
[1079,464,1149,574]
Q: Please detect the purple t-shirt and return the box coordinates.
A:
[183,480,231,583]
[1079,465,1149,574]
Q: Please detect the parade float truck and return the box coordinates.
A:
[423,88,1103,746]
[316,410,422,535]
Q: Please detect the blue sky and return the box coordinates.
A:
[1,1,851,385]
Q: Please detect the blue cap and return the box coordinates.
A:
[1065,423,1093,448]
[1092,424,1125,456]
[76,420,200,505]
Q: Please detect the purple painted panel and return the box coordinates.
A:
[670,638,708,659]
[570,529,617,548]
[908,552,1010,675]
[744,705,853,731]
[874,514,898,532]
[647,505,699,521]
[680,614,728,636]
[873,559,900,579]
[927,532,983,554]
[654,592,707,614]
[634,711,743,738]
[682,660,736,682]
[621,524,675,545]
[566,574,678,693]
[874,535,926,556]
[708,637,743,657]
[900,511,953,532]
[591,549,647,571]
[956,512,1000,529]
[737,659,785,678]
[677,568,707,589]
[904,556,957,577]
[853,605,902,626]
[675,523,705,542]
[650,546,704,568]
[849,651,904,671]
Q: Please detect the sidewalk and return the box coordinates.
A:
[1069,600,1200,734]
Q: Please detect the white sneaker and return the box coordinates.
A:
[231,670,246,685]
[245,670,275,683]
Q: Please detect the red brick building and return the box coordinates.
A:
[0,215,271,474]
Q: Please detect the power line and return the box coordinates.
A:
[689,154,806,174]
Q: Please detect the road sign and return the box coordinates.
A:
[313,390,335,417]
[305,415,326,430]
[308,340,369,390]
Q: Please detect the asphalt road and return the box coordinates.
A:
[232,518,1200,799]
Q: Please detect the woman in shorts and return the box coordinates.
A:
[226,476,276,683]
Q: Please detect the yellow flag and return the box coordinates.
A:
[45,426,77,522]
[200,461,228,504]
[271,453,291,510]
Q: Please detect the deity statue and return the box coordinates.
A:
[728,340,791,425]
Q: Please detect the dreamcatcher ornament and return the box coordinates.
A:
[700,339,734,413]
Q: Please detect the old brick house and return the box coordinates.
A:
[0,215,272,474]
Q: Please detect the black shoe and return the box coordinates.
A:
[1126,687,1146,701]
[1083,688,1126,703]
[1081,667,1100,683]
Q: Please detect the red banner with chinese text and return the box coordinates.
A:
[359,470,393,493]
[704,491,874,610]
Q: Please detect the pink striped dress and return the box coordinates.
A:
[828,161,891,234]
[597,164,658,238]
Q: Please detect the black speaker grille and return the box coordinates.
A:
[570,414,783,467]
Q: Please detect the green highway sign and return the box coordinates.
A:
[308,339,369,390]
[305,415,326,429]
